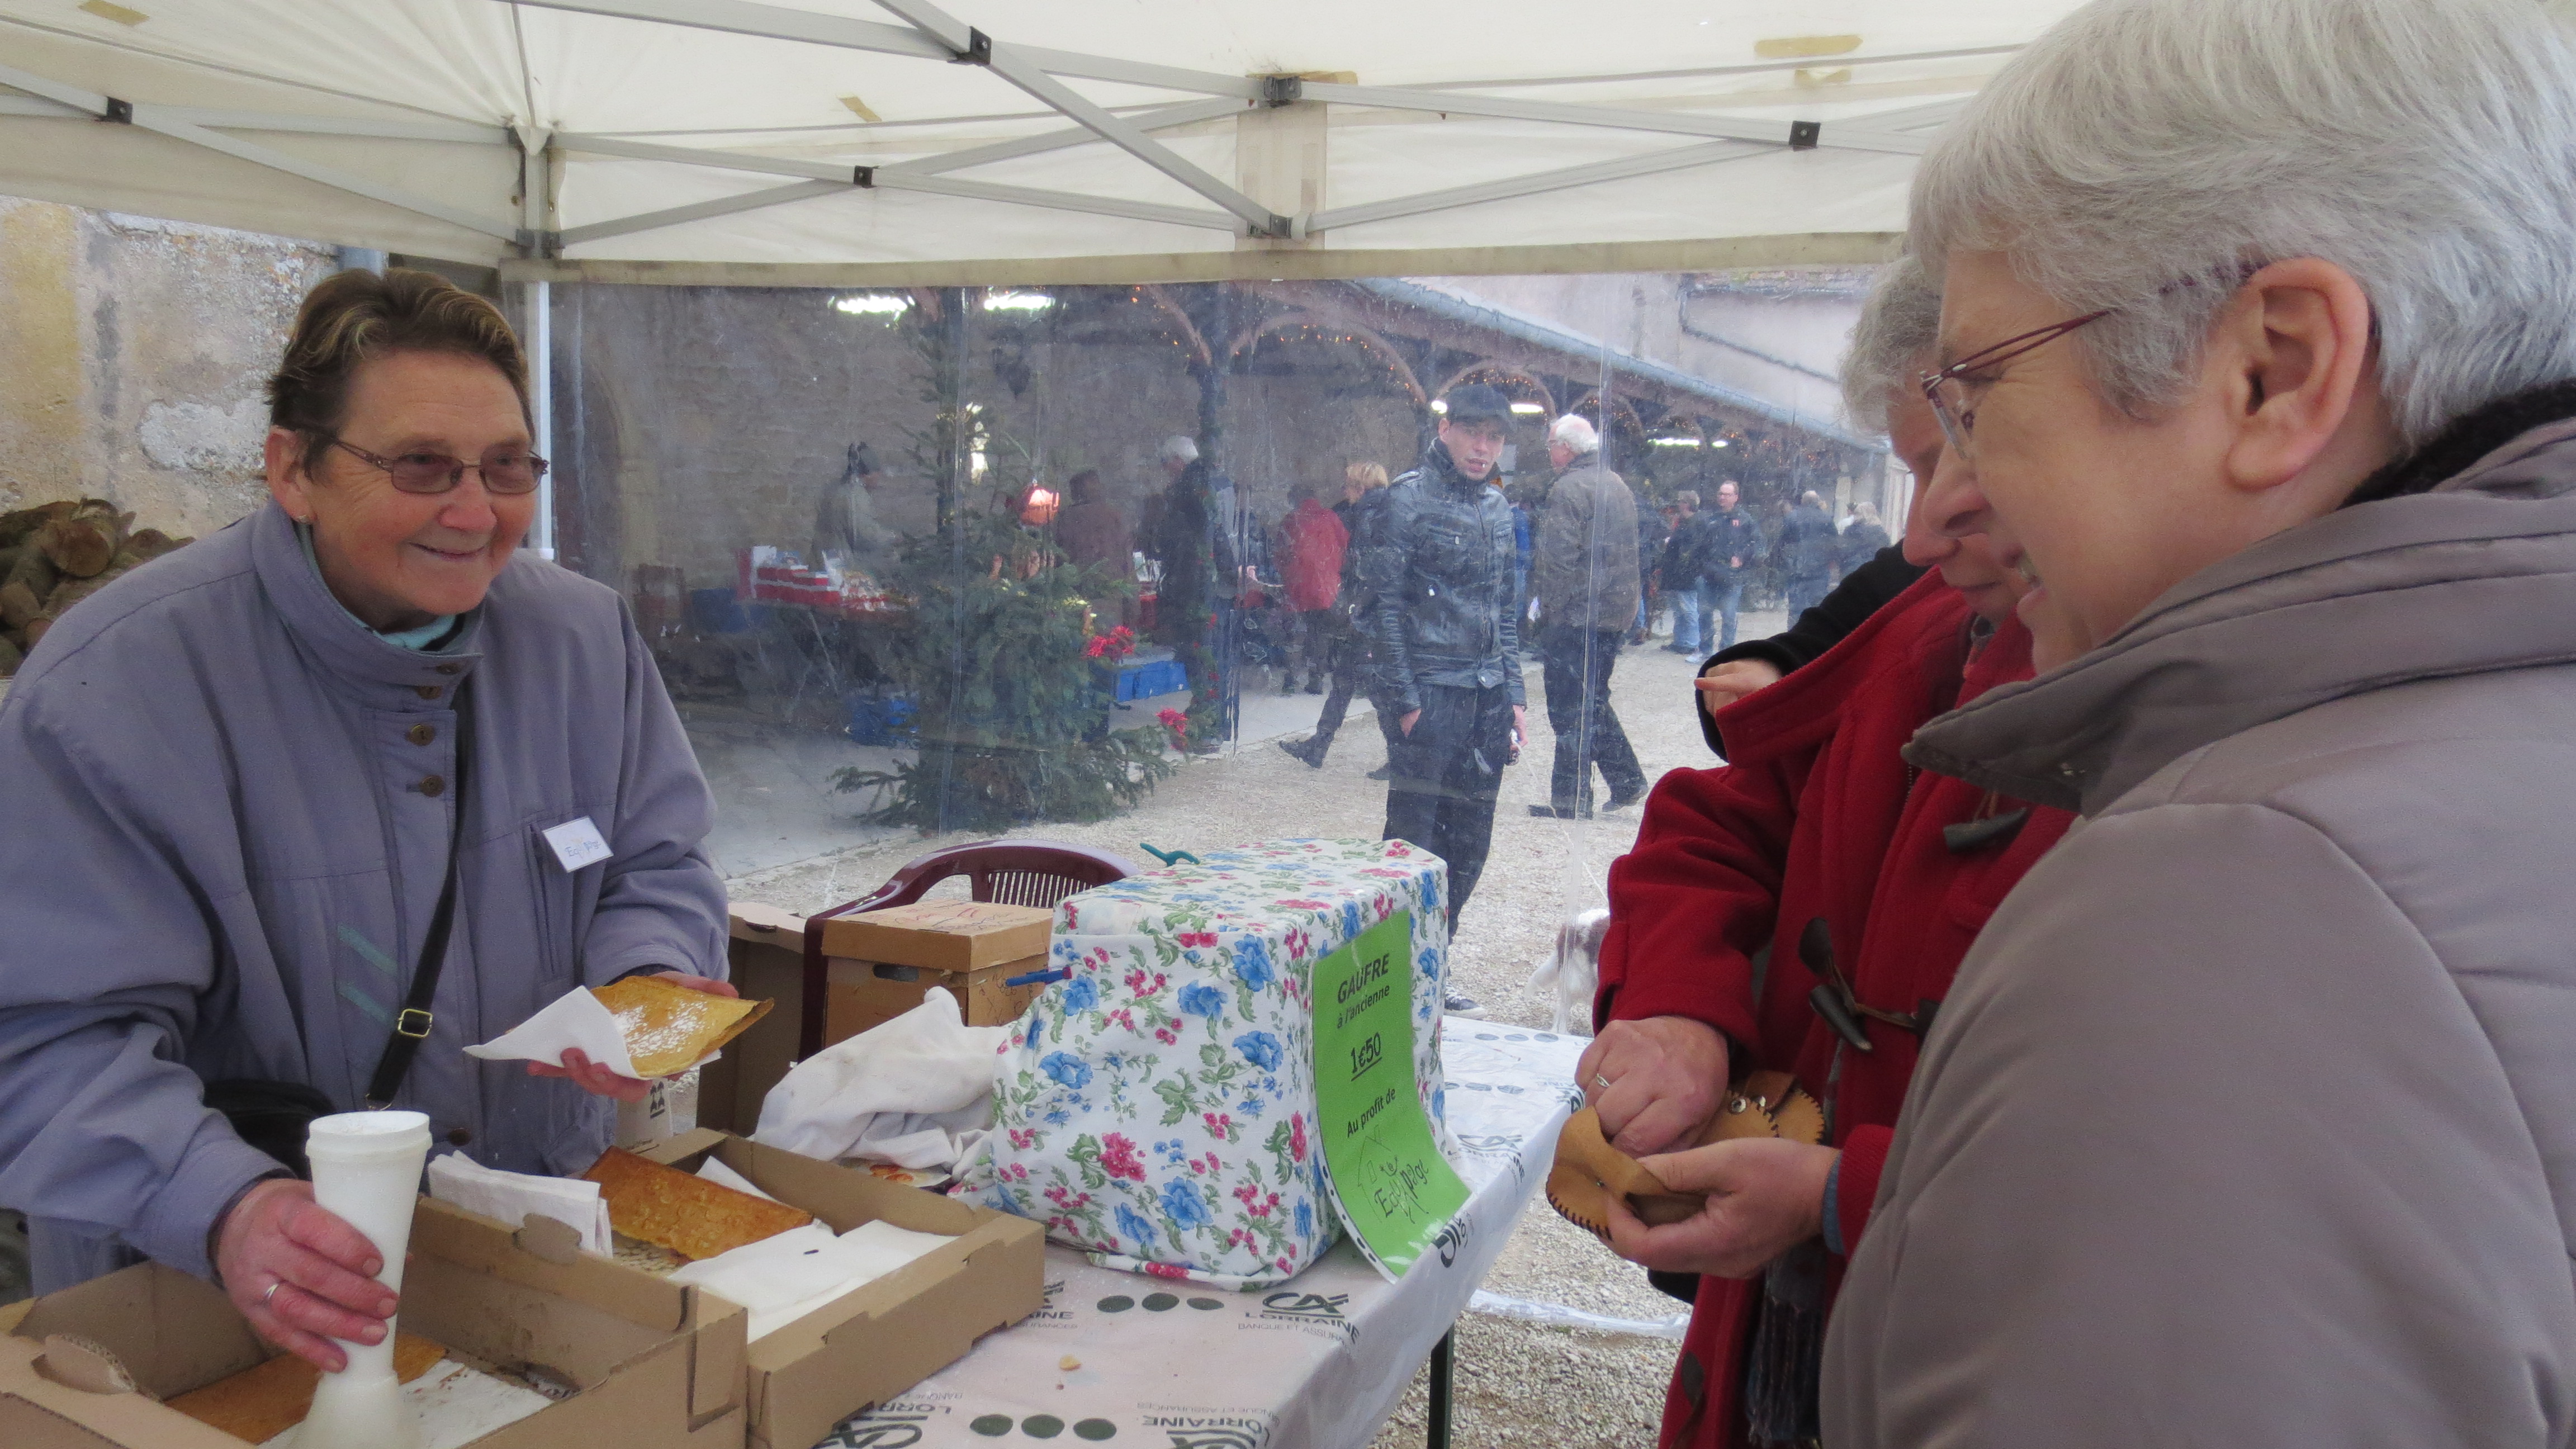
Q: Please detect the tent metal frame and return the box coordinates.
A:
[0,0,1977,261]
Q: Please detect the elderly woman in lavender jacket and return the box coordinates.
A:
[0,269,729,1371]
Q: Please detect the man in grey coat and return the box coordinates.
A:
[1813,0,2576,1442]
[1528,414,1646,818]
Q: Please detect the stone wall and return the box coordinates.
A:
[0,196,336,538]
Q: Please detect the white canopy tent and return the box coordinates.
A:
[0,0,2086,284]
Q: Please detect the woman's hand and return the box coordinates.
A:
[1577,1016,1730,1156]
[524,970,738,1101]
[1695,660,1784,720]
[215,1178,397,1372]
[1603,1139,1840,1280]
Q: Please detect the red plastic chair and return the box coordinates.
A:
[797,840,1137,1055]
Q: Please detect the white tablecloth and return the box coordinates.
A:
[821,1027,1588,1449]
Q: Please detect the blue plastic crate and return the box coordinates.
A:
[845,692,918,746]
[1130,659,1187,698]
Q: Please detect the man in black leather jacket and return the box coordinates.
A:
[1360,384,1527,935]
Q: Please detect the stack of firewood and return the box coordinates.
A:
[0,499,192,676]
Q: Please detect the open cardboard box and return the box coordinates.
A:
[0,1200,746,1449]
[638,1128,1044,1449]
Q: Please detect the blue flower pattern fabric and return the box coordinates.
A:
[959,838,1452,1288]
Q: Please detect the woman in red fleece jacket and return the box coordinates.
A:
[1579,258,2075,1449]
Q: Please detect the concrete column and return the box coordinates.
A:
[0,197,83,509]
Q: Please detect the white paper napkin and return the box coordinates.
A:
[425,1153,613,1257]
[695,1156,779,1201]
[463,986,640,1078]
[666,1216,958,1342]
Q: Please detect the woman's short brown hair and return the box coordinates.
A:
[267,268,528,470]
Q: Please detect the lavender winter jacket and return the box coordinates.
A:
[0,502,726,1292]
[1822,412,2576,1445]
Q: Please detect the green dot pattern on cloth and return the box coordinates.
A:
[1074,1419,1118,1441]
[969,1414,1013,1436]
[1096,1295,1134,1312]
[1187,1297,1224,1310]
[1023,1414,1066,1438]
[1142,1292,1178,1311]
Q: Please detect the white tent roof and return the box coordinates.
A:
[0,0,2083,283]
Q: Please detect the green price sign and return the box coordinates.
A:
[1311,910,1469,1278]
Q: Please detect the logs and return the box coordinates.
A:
[0,498,193,676]
[35,500,132,579]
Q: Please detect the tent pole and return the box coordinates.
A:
[531,278,555,560]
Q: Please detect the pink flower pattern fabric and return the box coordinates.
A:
[959,839,1452,1287]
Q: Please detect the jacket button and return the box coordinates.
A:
[446,1128,473,1147]
[418,775,446,798]
[406,723,437,746]
[434,664,462,676]
[414,685,443,700]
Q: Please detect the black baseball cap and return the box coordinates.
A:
[1439,383,1513,424]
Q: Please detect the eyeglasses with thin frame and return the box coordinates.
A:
[1917,267,2265,460]
[1916,309,2115,461]
[321,435,550,495]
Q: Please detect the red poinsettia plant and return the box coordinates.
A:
[1157,707,1190,747]
[1083,624,1138,662]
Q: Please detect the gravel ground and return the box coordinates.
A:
[725,614,1782,1448]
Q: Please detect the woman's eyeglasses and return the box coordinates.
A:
[325,435,550,495]
[1917,267,2262,460]
[1916,310,2115,460]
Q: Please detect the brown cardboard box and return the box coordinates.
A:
[697,902,811,1137]
[0,1200,746,1449]
[822,953,1047,1045]
[816,901,1052,973]
[638,1129,1044,1449]
[815,900,1054,1044]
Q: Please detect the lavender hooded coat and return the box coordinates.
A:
[0,502,727,1292]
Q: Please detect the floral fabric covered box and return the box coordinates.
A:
[958,838,1452,1287]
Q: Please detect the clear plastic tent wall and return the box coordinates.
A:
[551,272,1897,908]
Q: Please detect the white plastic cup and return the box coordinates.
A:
[292,1110,432,1449]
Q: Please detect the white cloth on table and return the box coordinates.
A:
[828,1029,1587,1449]
[423,1153,612,1257]
[753,988,1006,1171]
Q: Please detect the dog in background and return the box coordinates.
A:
[1526,907,1609,1035]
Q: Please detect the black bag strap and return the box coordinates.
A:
[366,674,473,1109]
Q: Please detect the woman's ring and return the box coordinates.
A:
[262,1280,285,1308]
[1592,1073,1612,1090]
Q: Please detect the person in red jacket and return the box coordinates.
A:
[1277,482,1350,694]
[1578,255,2076,1448]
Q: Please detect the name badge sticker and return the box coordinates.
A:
[542,816,613,873]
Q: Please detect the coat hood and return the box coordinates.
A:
[1906,415,2576,816]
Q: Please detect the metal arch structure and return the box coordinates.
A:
[1133,285,1215,369]
[0,0,2030,280]
[1433,361,1555,420]
[1227,311,1427,408]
